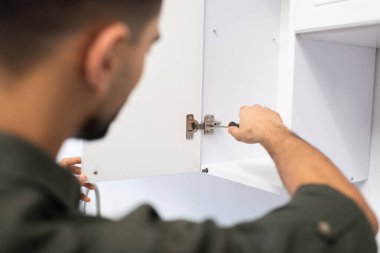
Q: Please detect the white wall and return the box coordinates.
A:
[360,50,380,246]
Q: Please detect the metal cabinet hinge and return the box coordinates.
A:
[186,114,222,140]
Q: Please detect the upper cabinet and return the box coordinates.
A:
[295,0,380,32]
[83,0,294,193]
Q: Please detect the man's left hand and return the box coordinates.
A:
[60,157,95,203]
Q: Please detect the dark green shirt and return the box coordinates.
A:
[0,134,376,253]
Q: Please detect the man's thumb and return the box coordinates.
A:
[228,127,241,139]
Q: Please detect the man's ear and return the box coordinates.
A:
[85,23,129,95]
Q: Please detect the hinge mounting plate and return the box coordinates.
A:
[186,114,222,140]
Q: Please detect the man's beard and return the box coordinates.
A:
[75,111,120,141]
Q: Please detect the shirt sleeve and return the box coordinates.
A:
[74,185,376,253]
[222,185,377,253]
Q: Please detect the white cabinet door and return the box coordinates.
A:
[83,0,204,182]
[296,0,380,32]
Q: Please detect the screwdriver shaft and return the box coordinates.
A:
[212,122,240,128]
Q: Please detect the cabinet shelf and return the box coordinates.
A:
[203,156,285,194]
[299,24,380,49]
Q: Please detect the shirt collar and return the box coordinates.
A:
[0,133,81,212]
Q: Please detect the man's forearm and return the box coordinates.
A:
[262,129,379,233]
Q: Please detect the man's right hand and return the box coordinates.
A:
[228,105,290,145]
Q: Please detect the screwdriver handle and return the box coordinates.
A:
[228,122,240,128]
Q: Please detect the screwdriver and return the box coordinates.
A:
[213,122,240,128]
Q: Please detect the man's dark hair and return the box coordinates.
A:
[0,0,162,73]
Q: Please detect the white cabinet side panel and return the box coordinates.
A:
[83,0,204,182]
[292,38,376,182]
[361,49,380,247]
[296,0,380,32]
[202,0,281,165]
[276,0,297,128]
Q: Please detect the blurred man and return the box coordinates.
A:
[0,0,377,252]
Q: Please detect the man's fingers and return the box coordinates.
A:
[67,165,82,175]
[60,157,82,167]
[83,183,96,190]
[80,184,95,202]
[71,170,95,190]
[60,157,94,203]
[77,174,88,184]
[80,193,91,203]
[228,127,242,141]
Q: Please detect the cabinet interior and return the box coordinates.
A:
[202,6,379,194]
[292,24,380,184]
[201,0,285,193]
